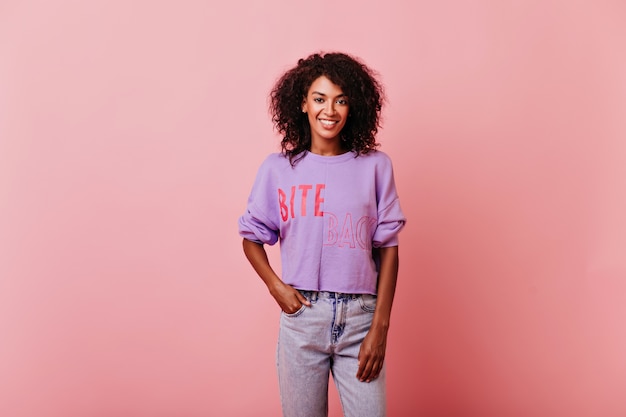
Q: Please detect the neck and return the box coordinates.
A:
[310,139,345,156]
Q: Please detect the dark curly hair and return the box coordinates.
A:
[270,52,385,166]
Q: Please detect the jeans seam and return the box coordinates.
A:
[358,295,377,313]
[282,303,307,318]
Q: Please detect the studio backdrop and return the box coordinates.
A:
[1,1,625,416]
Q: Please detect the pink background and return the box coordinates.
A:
[1,1,625,416]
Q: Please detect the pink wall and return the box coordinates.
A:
[1,1,625,416]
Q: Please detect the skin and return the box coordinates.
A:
[356,246,398,382]
[243,75,399,382]
[302,75,350,156]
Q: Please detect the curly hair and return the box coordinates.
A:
[269,52,385,166]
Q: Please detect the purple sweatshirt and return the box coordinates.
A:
[239,150,406,294]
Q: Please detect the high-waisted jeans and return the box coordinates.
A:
[277,291,386,417]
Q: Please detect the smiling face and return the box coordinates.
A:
[302,76,349,151]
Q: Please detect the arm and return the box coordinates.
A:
[242,238,310,314]
[357,245,399,382]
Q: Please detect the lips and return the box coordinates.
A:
[319,119,339,128]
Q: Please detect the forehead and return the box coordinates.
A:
[307,76,345,96]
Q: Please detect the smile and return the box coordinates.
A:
[319,119,339,126]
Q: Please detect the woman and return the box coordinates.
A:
[238,52,405,417]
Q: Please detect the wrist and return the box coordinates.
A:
[370,319,390,333]
[267,278,284,295]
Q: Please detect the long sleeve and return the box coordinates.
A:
[372,153,406,248]
[238,156,280,245]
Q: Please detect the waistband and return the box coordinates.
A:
[297,290,376,302]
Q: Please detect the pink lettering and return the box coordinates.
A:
[299,184,312,216]
[338,213,356,248]
[324,213,375,250]
[278,188,288,221]
[278,183,326,222]
[324,212,339,246]
[289,186,296,219]
[356,216,377,249]
[315,184,325,216]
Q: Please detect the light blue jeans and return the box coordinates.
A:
[277,291,386,417]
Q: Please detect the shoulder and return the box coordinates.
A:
[370,150,393,162]
[357,150,394,168]
[257,152,291,173]
[261,152,289,165]
[250,153,294,188]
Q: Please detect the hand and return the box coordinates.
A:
[357,327,387,382]
[269,282,311,314]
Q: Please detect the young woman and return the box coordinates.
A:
[238,52,405,417]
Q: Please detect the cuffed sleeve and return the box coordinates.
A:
[237,155,281,246]
[238,203,279,245]
[372,154,406,248]
[372,198,405,247]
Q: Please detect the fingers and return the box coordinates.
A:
[277,285,310,314]
[357,358,381,382]
[296,290,311,306]
[357,348,384,382]
[282,296,303,314]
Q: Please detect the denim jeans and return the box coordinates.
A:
[277,291,386,417]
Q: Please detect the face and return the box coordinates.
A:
[302,76,349,146]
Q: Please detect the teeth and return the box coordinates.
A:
[320,119,337,126]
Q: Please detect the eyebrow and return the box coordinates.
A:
[311,91,348,98]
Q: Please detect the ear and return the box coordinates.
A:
[301,98,307,113]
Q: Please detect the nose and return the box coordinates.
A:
[324,100,336,115]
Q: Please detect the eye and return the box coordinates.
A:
[336,99,349,105]
[313,97,324,103]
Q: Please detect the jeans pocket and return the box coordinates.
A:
[358,294,377,313]
[282,303,307,318]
